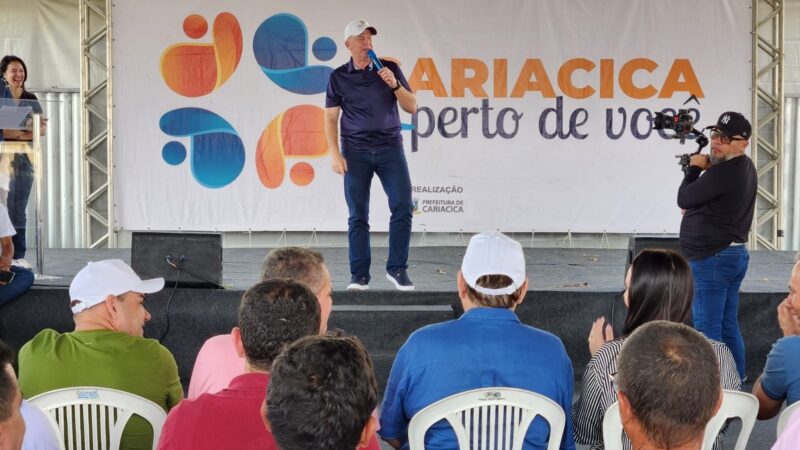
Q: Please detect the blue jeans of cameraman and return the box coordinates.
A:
[7,153,33,260]
[343,147,412,281]
[689,244,749,381]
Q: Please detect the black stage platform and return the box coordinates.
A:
[0,247,794,449]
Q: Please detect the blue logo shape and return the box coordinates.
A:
[162,141,187,165]
[159,108,245,189]
[252,13,336,95]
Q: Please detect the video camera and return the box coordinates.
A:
[653,109,695,144]
[652,109,709,174]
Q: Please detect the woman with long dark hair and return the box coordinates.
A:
[572,249,740,450]
[1,55,46,269]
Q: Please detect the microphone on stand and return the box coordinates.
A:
[367,50,384,71]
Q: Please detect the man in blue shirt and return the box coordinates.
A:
[753,257,800,419]
[379,231,575,450]
[325,19,417,292]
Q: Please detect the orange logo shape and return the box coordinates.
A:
[256,105,328,189]
[160,12,243,97]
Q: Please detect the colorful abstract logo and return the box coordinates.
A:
[252,13,337,95]
[160,12,243,97]
[255,105,328,189]
[160,108,245,189]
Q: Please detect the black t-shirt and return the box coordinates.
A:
[677,155,757,260]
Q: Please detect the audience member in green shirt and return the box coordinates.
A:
[18,259,182,450]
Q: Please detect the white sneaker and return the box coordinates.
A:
[12,259,32,270]
[346,275,370,291]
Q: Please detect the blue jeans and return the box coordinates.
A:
[8,153,33,259]
[689,245,749,380]
[0,266,34,307]
[343,147,412,280]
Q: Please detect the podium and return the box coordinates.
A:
[0,96,52,276]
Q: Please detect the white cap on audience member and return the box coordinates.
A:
[69,259,164,314]
[344,19,377,41]
[461,231,526,296]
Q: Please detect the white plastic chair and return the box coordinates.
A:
[601,401,624,450]
[28,386,167,450]
[407,387,565,450]
[602,390,758,450]
[702,390,758,450]
[777,400,800,438]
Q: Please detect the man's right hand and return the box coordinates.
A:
[331,150,347,175]
[689,154,710,170]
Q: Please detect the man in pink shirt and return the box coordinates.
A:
[158,280,321,450]
[188,247,333,398]
[182,248,382,449]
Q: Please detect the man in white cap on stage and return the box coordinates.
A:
[326,19,417,291]
[379,232,575,450]
[18,259,183,450]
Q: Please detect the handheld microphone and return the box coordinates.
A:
[367,50,384,71]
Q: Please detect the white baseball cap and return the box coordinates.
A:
[69,259,164,314]
[344,19,377,41]
[461,231,526,296]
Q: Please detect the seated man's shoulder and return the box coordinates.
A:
[515,322,569,350]
[768,336,800,364]
[775,335,800,351]
[404,317,566,356]
[23,329,172,360]
[20,329,67,354]
[404,317,458,337]
[23,328,60,344]
[197,334,232,353]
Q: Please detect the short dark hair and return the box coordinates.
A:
[238,279,320,371]
[266,333,378,450]
[0,340,16,422]
[0,55,29,90]
[466,275,524,308]
[261,247,327,294]
[617,321,720,448]
[623,249,693,336]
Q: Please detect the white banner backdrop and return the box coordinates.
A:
[112,0,751,233]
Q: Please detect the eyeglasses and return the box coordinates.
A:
[710,131,747,145]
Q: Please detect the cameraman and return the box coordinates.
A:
[677,111,756,383]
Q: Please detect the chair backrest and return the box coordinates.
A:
[602,390,758,450]
[28,386,167,450]
[702,390,758,450]
[407,387,565,450]
[777,400,800,438]
[601,401,624,450]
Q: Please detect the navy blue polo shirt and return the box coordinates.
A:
[325,58,410,152]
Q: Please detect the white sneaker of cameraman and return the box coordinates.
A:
[12,258,32,270]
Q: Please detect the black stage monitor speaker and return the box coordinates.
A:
[131,232,223,288]
[626,234,683,276]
